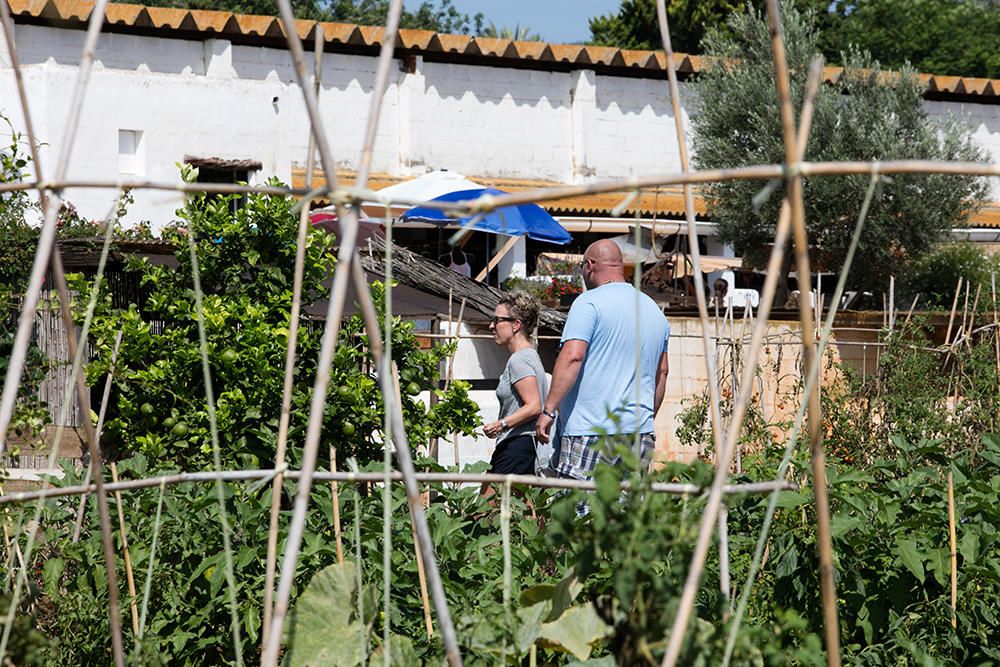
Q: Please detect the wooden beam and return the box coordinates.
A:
[475,235,520,282]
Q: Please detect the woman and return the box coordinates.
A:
[482,291,548,484]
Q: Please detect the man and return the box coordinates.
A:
[536,240,670,480]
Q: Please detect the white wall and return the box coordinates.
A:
[5,22,996,231]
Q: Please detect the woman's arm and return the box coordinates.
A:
[483,375,541,438]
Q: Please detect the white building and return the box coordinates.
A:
[3,1,999,466]
[2,0,998,251]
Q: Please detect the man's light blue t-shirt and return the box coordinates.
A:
[558,282,670,436]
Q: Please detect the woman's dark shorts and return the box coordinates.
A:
[488,434,536,475]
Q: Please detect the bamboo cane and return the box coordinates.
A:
[903,294,920,328]
[330,446,345,565]
[264,2,462,662]
[718,505,731,619]
[1,158,998,205]
[945,278,963,345]
[110,462,140,637]
[654,0,726,469]
[446,298,467,468]
[49,251,127,666]
[445,298,467,392]
[888,275,896,336]
[762,6,841,657]
[0,3,125,659]
[992,274,999,412]
[660,38,832,667]
[262,0,403,657]
[968,284,982,350]
[0,0,113,464]
[960,281,971,343]
[0,469,796,507]
[262,27,326,646]
[948,468,958,629]
[73,330,124,543]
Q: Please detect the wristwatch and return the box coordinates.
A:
[500,418,508,430]
[541,408,557,419]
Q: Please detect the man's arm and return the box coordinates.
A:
[653,351,669,415]
[535,339,588,443]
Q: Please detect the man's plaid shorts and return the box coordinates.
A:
[554,432,655,481]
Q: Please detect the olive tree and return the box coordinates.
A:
[691,3,990,302]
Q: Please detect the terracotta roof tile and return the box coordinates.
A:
[186,9,230,32]
[930,75,962,93]
[233,15,280,37]
[549,44,583,63]
[512,40,547,61]
[620,49,657,69]
[319,22,358,44]
[434,33,471,53]
[143,6,188,29]
[398,28,436,50]
[103,3,144,26]
[472,37,510,58]
[8,0,999,102]
[355,25,383,46]
[582,45,618,66]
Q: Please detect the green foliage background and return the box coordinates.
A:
[591,0,1000,79]
[5,310,1000,664]
[691,3,989,300]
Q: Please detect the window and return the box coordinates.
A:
[183,156,262,213]
[118,129,144,175]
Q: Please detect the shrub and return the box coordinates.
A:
[900,242,1000,310]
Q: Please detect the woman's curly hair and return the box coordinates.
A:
[498,290,540,337]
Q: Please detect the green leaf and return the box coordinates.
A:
[538,603,613,661]
[520,570,582,623]
[42,557,65,595]
[566,657,616,667]
[514,599,550,653]
[594,465,620,506]
[959,530,980,563]
[895,539,925,581]
[367,634,416,666]
[830,513,864,539]
[283,561,366,666]
[773,490,809,509]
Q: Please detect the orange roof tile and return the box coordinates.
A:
[8,0,999,102]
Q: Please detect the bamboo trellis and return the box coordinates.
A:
[0,0,998,665]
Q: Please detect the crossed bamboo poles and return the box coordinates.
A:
[0,0,997,664]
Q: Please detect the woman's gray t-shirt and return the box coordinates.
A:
[496,348,549,444]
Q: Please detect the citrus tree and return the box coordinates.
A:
[76,168,479,470]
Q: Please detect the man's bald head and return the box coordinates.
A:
[585,239,624,266]
[582,239,625,288]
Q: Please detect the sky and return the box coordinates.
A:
[449,0,622,44]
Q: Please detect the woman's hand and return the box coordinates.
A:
[483,420,504,439]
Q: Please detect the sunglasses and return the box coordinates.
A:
[490,316,518,326]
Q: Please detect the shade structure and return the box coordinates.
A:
[609,226,665,264]
[400,188,573,245]
[361,169,484,218]
[309,210,384,246]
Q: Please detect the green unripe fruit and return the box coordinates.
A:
[342,422,356,437]
[406,381,421,396]
[171,422,189,437]
[140,402,155,416]
[162,417,177,430]
[220,349,238,364]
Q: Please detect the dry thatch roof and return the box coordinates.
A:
[358,235,567,332]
